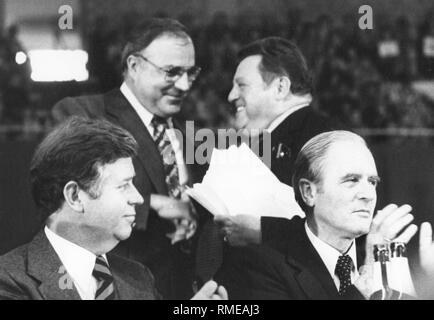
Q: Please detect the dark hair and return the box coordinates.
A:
[121,18,191,73]
[292,131,367,213]
[238,37,313,95]
[30,116,138,219]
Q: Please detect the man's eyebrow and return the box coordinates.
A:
[122,175,135,182]
[340,173,381,183]
[369,175,381,183]
[234,76,247,83]
[340,173,362,180]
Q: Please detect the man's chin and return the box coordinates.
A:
[160,101,182,116]
[356,224,372,237]
[116,227,133,241]
[234,116,248,130]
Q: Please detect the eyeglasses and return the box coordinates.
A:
[133,53,201,83]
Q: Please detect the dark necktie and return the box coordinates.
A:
[93,255,116,300]
[151,115,182,199]
[335,254,354,296]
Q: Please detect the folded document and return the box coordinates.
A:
[186,144,305,219]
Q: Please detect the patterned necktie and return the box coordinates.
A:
[151,115,182,199]
[93,255,116,300]
[335,254,354,296]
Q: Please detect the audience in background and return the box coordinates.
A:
[1,10,434,137]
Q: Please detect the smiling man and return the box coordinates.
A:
[228,37,342,185]
[216,131,417,299]
[0,117,152,300]
[0,117,227,300]
[215,38,344,250]
[52,19,205,299]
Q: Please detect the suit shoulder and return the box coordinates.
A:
[262,216,305,253]
[52,93,106,123]
[0,244,32,299]
[107,253,154,283]
[107,253,160,299]
[0,243,28,271]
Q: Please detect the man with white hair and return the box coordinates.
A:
[216,131,417,299]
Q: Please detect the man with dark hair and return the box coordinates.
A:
[216,37,343,249]
[0,117,227,300]
[216,131,417,299]
[52,18,204,299]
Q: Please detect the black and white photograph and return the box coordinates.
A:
[0,0,433,307]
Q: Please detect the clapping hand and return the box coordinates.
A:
[355,204,418,298]
[365,204,418,264]
[419,222,434,276]
[191,280,228,300]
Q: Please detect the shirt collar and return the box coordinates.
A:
[120,82,174,130]
[266,95,311,133]
[304,221,358,279]
[44,226,101,288]
[120,82,154,128]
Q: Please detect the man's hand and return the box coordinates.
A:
[150,194,197,244]
[214,214,261,246]
[365,204,418,264]
[419,222,434,276]
[354,204,418,298]
[354,265,374,299]
[415,222,434,299]
[191,280,228,300]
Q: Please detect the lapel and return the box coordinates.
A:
[355,236,366,269]
[104,89,167,194]
[269,107,311,185]
[270,107,310,160]
[284,218,339,300]
[108,255,148,300]
[26,230,81,300]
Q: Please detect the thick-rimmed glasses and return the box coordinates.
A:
[133,53,201,83]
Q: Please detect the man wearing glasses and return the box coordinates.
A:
[52,18,204,299]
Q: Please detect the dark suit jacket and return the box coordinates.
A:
[202,106,345,282]
[216,217,364,300]
[0,230,159,300]
[268,106,343,186]
[52,89,207,299]
[260,106,345,252]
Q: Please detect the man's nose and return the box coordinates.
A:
[174,72,191,91]
[228,86,238,103]
[357,181,376,203]
[129,186,144,206]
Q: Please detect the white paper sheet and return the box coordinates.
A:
[186,143,305,219]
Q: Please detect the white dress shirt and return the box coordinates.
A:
[266,95,312,133]
[120,82,188,186]
[304,222,359,290]
[45,226,102,300]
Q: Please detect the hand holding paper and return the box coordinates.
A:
[186,144,305,219]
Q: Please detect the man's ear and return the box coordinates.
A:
[275,76,291,100]
[63,181,84,213]
[299,178,317,208]
[126,55,140,77]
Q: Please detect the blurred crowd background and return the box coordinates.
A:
[0,1,434,139]
[0,0,433,255]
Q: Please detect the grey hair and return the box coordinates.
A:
[292,130,368,213]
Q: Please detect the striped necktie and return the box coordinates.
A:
[151,115,182,199]
[93,255,116,300]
